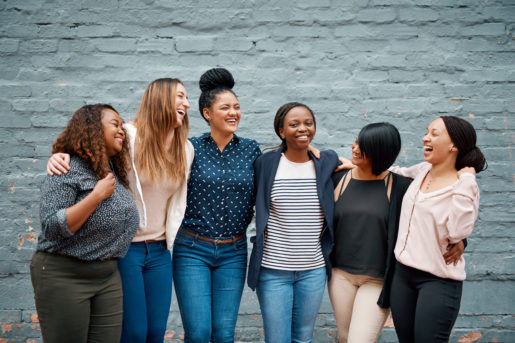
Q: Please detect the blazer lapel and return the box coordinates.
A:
[264,151,282,211]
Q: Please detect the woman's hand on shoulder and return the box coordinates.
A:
[47,153,71,176]
[458,167,476,177]
[308,144,320,159]
[335,156,354,172]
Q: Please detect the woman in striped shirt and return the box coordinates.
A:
[247,102,339,343]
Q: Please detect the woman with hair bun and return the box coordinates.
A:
[172,68,261,343]
[389,116,486,343]
[31,104,139,342]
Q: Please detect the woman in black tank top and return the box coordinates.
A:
[328,123,410,343]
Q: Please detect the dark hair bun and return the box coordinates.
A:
[440,116,487,174]
[456,146,488,173]
[199,68,234,92]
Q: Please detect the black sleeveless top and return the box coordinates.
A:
[331,170,390,278]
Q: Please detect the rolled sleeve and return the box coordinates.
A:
[39,174,78,241]
[56,208,74,237]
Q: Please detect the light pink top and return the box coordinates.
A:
[133,172,180,242]
[125,123,194,249]
[392,162,479,280]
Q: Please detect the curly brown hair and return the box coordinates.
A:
[52,104,130,186]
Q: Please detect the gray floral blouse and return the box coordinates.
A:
[37,156,139,261]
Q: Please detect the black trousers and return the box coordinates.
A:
[30,251,123,343]
[390,261,462,343]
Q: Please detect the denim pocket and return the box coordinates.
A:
[232,237,248,251]
[174,231,196,248]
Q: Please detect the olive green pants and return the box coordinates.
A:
[30,251,123,343]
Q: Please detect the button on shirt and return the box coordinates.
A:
[182,133,261,238]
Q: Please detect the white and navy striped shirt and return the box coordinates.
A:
[261,154,325,271]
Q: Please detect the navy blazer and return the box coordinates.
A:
[247,148,340,290]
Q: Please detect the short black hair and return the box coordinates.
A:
[357,122,401,175]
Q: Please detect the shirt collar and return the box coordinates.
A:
[201,132,240,144]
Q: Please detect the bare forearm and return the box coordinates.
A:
[65,191,102,233]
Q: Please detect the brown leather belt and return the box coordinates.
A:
[180,228,245,245]
[144,239,165,244]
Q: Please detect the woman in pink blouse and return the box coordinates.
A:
[389,116,487,343]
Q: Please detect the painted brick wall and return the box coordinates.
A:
[1,0,513,342]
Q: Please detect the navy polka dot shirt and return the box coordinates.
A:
[181,133,261,238]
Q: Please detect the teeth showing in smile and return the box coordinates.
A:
[424,146,433,151]
[227,119,236,123]
[177,110,185,116]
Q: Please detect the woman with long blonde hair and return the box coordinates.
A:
[47,78,194,343]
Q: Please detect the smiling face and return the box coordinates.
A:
[279,106,316,151]
[351,137,372,169]
[174,82,190,128]
[203,91,241,137]
[422,118,456,165]
[101,108,125,158]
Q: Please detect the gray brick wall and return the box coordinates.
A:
[1,0,513,342]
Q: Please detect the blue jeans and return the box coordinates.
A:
[256,267,327,343]
[117,241,173,343]
[172,230,247,343]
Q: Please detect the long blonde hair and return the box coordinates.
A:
[134,78,189,183]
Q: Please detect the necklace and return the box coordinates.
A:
[424,171,433,192]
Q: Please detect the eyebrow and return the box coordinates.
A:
[288,118,312,121]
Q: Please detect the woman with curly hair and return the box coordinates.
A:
[46,78,194,343]
[31,104,140,343]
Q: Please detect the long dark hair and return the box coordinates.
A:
[440,116,487,173]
